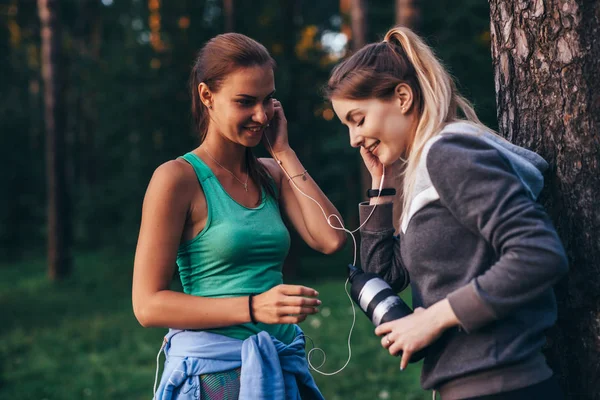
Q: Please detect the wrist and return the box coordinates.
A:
[366,188,396,198]
[273,147,294,159]
[248,294,258,324]
[371,176,394,190]
[429,299,460,332]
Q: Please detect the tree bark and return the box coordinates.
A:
[489,1,600,398]
[38,0,71,280]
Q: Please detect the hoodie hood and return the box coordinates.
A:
[401,121,548,233]
[439,122,548,200]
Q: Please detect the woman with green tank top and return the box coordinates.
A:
[132,33,347,400]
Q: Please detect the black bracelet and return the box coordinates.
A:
[366,188,396,198]
[248,294,258,324]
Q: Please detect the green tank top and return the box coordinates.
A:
[177,152,296,344]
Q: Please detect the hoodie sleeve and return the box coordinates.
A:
[426,134,568,333]
[358,202,410,292]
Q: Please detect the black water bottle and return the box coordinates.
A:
[348,264,427,363]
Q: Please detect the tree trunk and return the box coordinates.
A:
[392,0,420,233]
[281,0,302,280]
[38,0,71,280]
[73,0,101,188]
[346,0,371,199]
[350,0,368,49]
[223,0,235,32]
[489,1,600,399]
[395,0,419,28]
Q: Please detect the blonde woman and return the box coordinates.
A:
[327,26,568,400]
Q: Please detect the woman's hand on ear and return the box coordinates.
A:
[263,99,291,156]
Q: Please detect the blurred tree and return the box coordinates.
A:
[349,0,368,49]
[489,1,600,398]
[395,0,419,28]
[69,0,101,243]
[0,0,497,282]
[223,0,234,32]
[38,0,71,280]
[389,0,421,233]
[341,0,371,199]
[0,2,43,260]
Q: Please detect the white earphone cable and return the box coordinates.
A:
[265,134,386,375]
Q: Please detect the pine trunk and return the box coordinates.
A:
[38,0,71,280]
[489,1,600,398]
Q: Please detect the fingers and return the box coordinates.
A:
[381,333,393,349]
[279,284,319,297]
[359,146,373,161]
[383,335,414,370]
[288,297,321,307]
[375,321,393,336]
[400,350,412,370]
[272,99,283,113]
[279,306,319,316]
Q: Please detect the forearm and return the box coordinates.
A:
[276,149,346,245]
[134,290,250,330]
[359,202,409,291]
[427,298,460,332]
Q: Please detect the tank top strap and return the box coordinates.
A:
[180,152,217,181]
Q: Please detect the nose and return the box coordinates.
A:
[349,129,363,148]
[253,105,269,125]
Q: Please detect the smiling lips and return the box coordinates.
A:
[245,125,266,134]
[366,140,380,154]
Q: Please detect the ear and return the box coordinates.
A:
[198,82,213,109]
[394,83,414,114]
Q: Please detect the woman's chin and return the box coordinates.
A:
[379,149,405,167]
[379,154,394,167]
[240,134,263,148]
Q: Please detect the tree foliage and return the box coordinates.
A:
[0,0,494,276]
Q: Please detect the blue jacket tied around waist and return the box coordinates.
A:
[154,326,324,400]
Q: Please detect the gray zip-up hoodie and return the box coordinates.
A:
[359,122,568,399]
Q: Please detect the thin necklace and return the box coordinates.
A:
[202,147,249,192]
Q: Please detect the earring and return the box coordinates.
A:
[208,104,213,109]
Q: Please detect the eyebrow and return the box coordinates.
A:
[345,108,359,123]
[235,90,276,100]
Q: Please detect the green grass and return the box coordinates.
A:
[0,251,429,400]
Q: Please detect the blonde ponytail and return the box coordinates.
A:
[384,26,486,224]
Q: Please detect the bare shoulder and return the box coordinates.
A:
[146,158,200,203]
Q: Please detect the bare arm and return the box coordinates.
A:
[260,99,346,254]
[262,154,347,254]
[132,160,320,329]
